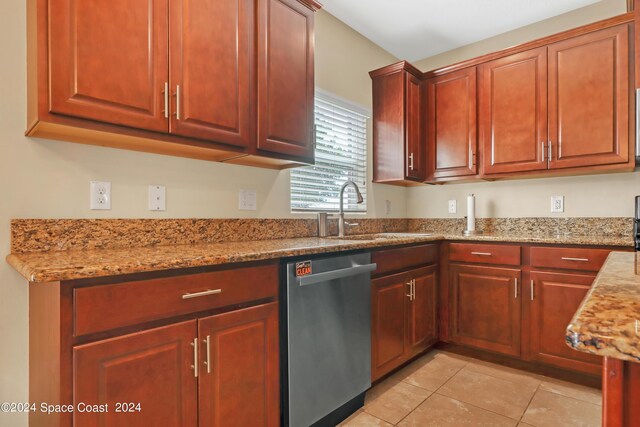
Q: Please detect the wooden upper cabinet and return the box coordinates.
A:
[426,67,478,180]
[74,321,198,427]
[48,0,169,132]
[169,0,254,147]
[256,0,316,161]
[548,24,630,169]
[479,48,548,175]
[370,62,426,185]
[529,271,602,375]
[449,264,521,357]
[198,302,279,427]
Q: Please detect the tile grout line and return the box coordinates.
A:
[518,383,541,425]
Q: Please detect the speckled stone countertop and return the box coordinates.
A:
[6,232,633,283]
[567,251,640,363]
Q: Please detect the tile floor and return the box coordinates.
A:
[340,350,602,427]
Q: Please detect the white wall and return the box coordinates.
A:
[408,0,640,219]
[0,5,401,423]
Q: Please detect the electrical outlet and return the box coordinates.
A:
[448,199,457,214]
[90,181,111,210]
[239,189,257,211]
[551,196,564,213]
[385,200,392,215]
[149,185,166,211]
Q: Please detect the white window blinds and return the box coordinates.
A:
[291,92,369,213]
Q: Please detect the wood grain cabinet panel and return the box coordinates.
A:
[198,302,279,427]
[449,264,521,357]
[256,0,315,160]
[529,271,601,375]
[548,24,630,169]
[372,272,409,380]
[169,0,254,146]
[408,266,438,356]
[48,0,169,132]
[426,67,477,180]
[73,321,198,427]
[479,48,548,174]
[370,62,426,184]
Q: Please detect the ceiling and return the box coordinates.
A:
[321,0,602,61]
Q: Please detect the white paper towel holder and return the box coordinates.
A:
[462,229,483,236]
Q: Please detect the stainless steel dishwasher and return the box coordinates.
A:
[283,252,376,427]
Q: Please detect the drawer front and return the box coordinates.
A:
[74,263,278,336]
[449,243,521,266]
[373,244,438,276]
[530,247,611,272]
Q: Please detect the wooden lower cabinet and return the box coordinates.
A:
[372,265,437,381]
[449,264,521,357]
[198,302,279,427]
[529,271,602,375]
[74,321,198,427]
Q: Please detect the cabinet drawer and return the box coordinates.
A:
[449,243,521,266]
[373,244,438,275]
[74,263,278,336]
[530,247,611,272]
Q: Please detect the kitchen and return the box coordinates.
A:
[1,0,639,426]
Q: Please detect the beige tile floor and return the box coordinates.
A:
[340,350,602,427]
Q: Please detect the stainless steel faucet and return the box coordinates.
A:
[338,181,364,237]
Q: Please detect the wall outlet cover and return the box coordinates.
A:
[90,181,111,210]
[149,185,166,211]
[448,199,457,214]
[239,189,257,211]
[385,200,392,215]
[551,195,564,213]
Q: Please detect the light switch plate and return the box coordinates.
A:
[551,196,564,213]
[90,181,111,210]
[149,185,166,211]
[448,200,457,214]
[239,189,257,211]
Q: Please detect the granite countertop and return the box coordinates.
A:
[567,251,640,363]
[6,232,633,283]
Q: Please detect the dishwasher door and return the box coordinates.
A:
[286,253,374,427]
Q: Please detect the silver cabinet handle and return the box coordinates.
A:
[548,141,552,161]
[561,257,589,262]
[471,252,492,256]
[191,338,198,378]
[203,335,211,374]
[163,82,169,118]
[541,141,546,162]
[514,278,519,299]
[175,85,181,120]
[530,279,535,301]
[182,289,222,300]
[298,263,377,286]
[412,279,416,301]
[409,153,414,171]
[406,281,413,300]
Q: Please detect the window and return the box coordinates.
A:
[291,91,369,213]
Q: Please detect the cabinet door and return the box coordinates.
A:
[49,0,169,132]
[406,73,426,181]
[479,48,548,174]
[548,24,630,169]
[198,302,279,427]
[426,67,477,180]
[529,271,602,375]
[169,0,253,146]
[257,0,315,160]
[372,272,410,381]
[449,264,521,357]
[408,266,438,356]
[73,321,197,427]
